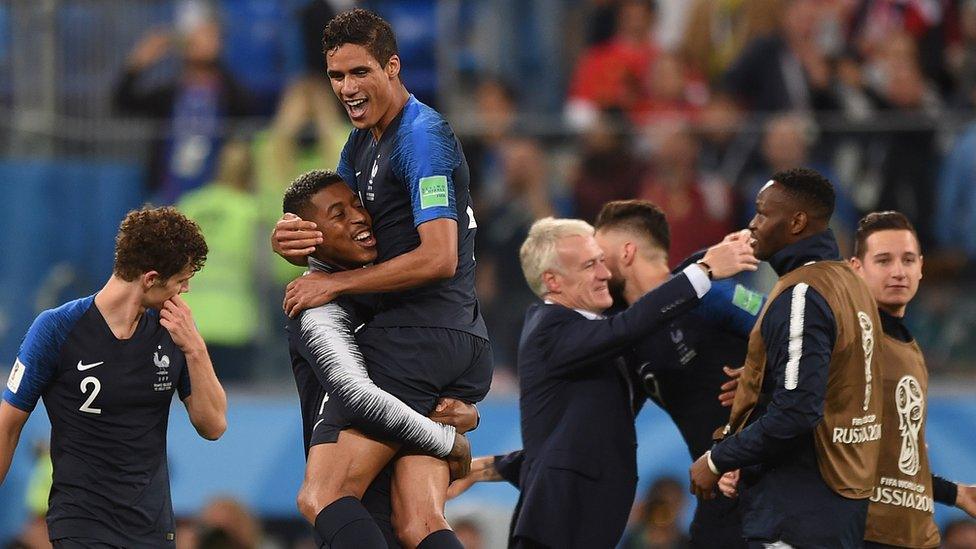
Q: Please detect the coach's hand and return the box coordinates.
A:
[430,398,479,433]
[447,433,472,481]
[718,470,740,498]
[700,237,758,279]
[160,295,205,355]
[284,271,340,317]
[957,484,976,518]
[272,213,321,267]
[718,366,743,407]
[690,452,720,500]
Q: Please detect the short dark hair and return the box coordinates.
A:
[771,167,835,222]
[114,206,208,281]
[323,8,398,68]
[594,200,671,253]
[283,170,347,216]
[854,211,920,259]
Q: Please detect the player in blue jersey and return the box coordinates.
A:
[0,206,227,548]
[272,9,491,549]
[282,171,479,549]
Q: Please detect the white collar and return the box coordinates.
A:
[543,299,605,320]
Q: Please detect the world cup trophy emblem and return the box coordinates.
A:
[895,375,924,476]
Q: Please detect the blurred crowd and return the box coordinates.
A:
[8,0,976,380]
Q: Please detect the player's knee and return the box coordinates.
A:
[392,508,449,548]
[296,481,357,524]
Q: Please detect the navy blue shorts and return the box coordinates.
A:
[290,343,354,451]
[356,325,493,414]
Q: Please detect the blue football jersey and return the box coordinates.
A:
[3,295,191,548]
[337,95,488,339]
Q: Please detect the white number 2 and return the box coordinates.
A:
[79,376,102,415]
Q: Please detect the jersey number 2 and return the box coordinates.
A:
[79,376,102,414]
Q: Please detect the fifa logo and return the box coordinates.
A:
[895,375,924,476]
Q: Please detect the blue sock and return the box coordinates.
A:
[314,496,387,549]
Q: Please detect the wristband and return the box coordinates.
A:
[705,450,721,475]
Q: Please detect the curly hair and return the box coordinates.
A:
[113,206,208,282]
[322,8,398,68]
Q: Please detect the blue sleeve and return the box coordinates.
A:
[393,114,459,227]
[494,450,525,489]
[711,284,836,471]
[3,310,64,412]
[336,130,358,191]
[697,280,765,338]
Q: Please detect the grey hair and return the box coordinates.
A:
[519,217,595,297]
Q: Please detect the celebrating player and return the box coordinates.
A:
[282,171,479,548]
[272,9,491,548]
[0,206,226,548]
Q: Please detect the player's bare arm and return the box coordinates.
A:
[956,484,976,517]
[446,456,503,500]
[161,295,227,440]
[0,401,29,485]
[284,218,458,316]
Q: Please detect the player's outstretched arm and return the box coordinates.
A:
[161,296,227,440]
[0,401,29,485]
[284,218,457,316]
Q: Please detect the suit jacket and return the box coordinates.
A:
[511,272,702,548]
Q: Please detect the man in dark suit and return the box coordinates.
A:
[510,217,757,548]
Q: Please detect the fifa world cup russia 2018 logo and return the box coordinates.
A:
[895,375,924,476]
[857,312,875,411]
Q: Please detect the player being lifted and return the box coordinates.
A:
[0,206,226,548]
[283,171,478,548]
[272,9,491,549]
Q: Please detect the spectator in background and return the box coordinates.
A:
[679,0,782,83]
[943,519,976,549]
[946,0,976,107]
[632,52,709,127]
[197,497,263,549]
[565,0,660,130]
[451,517,485,549]
[571,109,643,223]
[697,94,754,188]
[935,82,976,266]
[478,137,554,374]
[113,13,252,203]
[620,477,691,549]
[640,125,735,268]
[722,0,838,113]
[178,140,261,382]
[869,32,941,248]
[462,77,521,212]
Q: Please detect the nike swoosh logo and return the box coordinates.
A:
[356,171,362,177]
[77,361,104,371]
